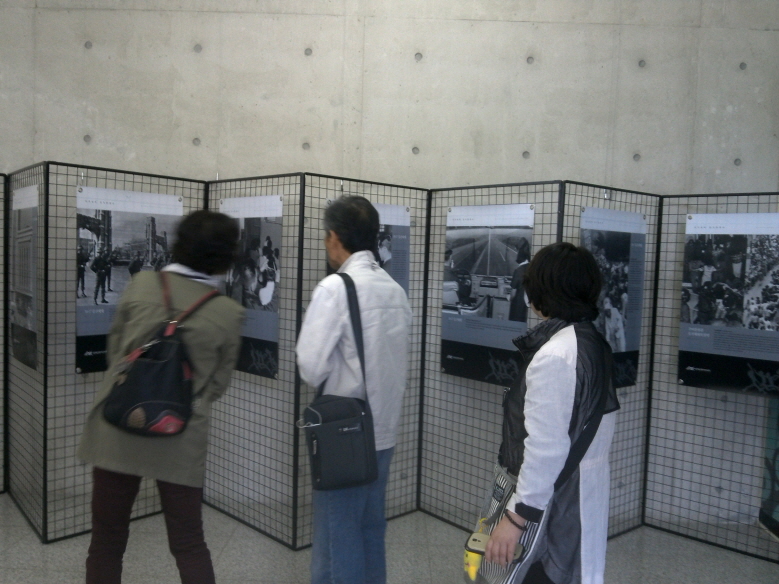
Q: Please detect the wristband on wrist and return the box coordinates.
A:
[503,510,526,531]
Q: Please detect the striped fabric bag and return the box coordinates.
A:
[463,464,543,584]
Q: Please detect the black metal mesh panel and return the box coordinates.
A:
[421,182,561,530]
[7,163,47,538]
[1,173,6,494]
[562,182,660,537]
[295,174,428,548]
[648,193,779,562]
[203,173,302,548]
[42,163,207,542]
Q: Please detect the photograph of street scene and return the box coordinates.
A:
[443,226,532,323]
[76,210,178,307]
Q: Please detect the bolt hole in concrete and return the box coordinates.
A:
[303,142,310,150]
[633,153,641,161]
[305,48,312,56]
[412,147,420,155]
[84,41,92,49]
[192,138,201,146]
[526,56,534,64]
[194,44,202,53]
[638,59,646,68]
[83,135,92,144]
[740,62,747,70]
[415,52,423,61]
[734,158,742,166]
[522,151,530,159]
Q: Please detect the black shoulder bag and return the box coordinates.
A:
[296,273,379,490]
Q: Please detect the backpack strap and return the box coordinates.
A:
[160,272,221,337]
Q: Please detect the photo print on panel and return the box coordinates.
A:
[441,204,534,385]
[679,213,779,394]
[10,185,39,370]
[373,204,411,295]
[76,187,184,373]
[221,196,282,379]
[580,207,647,388]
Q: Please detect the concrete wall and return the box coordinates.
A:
[1,1,778,193]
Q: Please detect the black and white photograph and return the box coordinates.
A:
[681,234,748,327]
[583,229,631,353]
[221,196,283,379]
[440,204,535,385]
[10,185,39,370]
[678,213,779,393]
[443,226,532,322]
[580,207,647,388]
[226,217,282,313]
[76,187,184,373]
[76,210,177,307]
[373,203,411,294]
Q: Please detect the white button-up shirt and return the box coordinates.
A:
[296,251,412,450]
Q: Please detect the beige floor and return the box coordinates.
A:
[1,494,777,584]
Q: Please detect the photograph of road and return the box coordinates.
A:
[443,227,532,322]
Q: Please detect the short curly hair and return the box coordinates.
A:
[171,210,239,275]
[523,242,602,322]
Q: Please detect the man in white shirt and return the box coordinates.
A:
[296,196,412,584]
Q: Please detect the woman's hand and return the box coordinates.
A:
[484,511,525,567]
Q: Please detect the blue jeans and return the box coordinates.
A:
[311,447,394,584]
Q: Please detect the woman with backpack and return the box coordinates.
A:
[78,210,244,584]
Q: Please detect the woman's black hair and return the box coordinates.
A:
[323,196,379,254]
[171,210,239,275]
[523,242,602,322]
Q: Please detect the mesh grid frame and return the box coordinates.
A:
[7,163,48,538]
[1,173,6,494]
[420,181,563,530]
[202,173,303,548]
[7,162,207,542]
[293,173,428,548]
[562,181,661,537]
[647,192,779,562]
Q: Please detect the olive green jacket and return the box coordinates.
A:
[78,271,244,487]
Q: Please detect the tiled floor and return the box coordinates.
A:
[1,494,778,583]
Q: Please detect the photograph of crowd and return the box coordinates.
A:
[680,234,753,327]
[443,227,532,322]
[76,210,178,307]
[225,217,282,312]
[582,229,631,353]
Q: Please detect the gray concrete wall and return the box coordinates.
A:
[1,1,778,192]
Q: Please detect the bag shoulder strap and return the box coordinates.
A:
[314,272,368,403]
[553,349,612,491]
[160,272,221,337]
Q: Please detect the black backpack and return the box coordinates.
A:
[102,272,220,437]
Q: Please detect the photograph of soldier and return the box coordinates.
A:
[77,244,89,297]
[76,209,178,307]
[442,226,532,322]
[681,234,748,327]
[227,216,282,312]
[581,229,631,354]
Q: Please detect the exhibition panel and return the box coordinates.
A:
[295,174,427,548]
[6,162,207,542]
[648,193,779,561]
[1,173,6,494]
[561,182,660,537]
[204,173,303,548]
[7,163,47,537]
[420,181,563,530]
